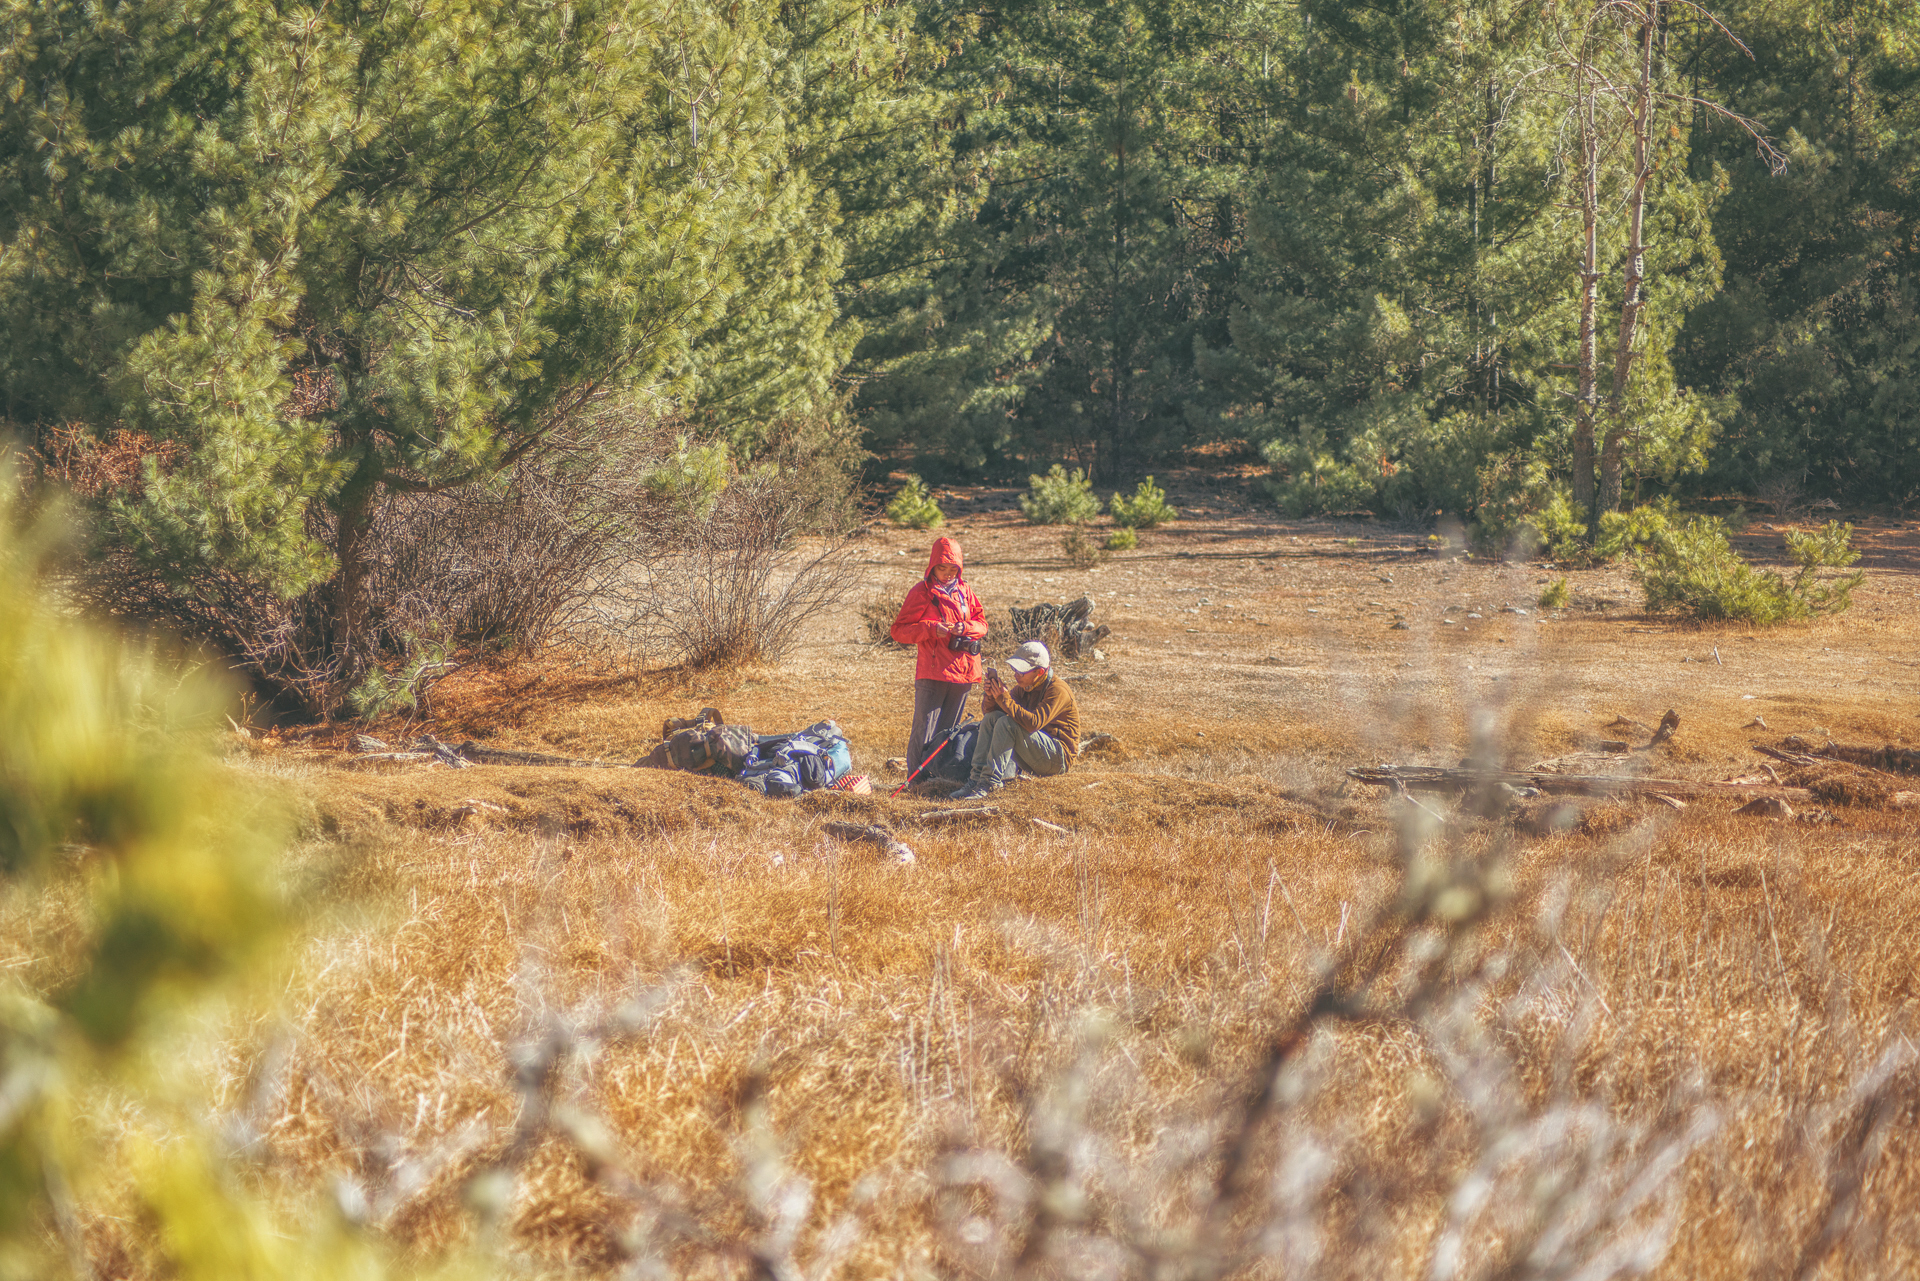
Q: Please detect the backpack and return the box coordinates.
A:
[738,745,831,797]
[660,706,725,742]
[637,722,756,775]
[737,721,849,797]
[928,720,981,783]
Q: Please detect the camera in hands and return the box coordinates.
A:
[947,633,982,655]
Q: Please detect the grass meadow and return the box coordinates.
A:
[11,508,1920,1278]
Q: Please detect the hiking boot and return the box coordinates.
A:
[951,778,1003,801]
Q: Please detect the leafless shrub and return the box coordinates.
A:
[579,469,861,670]
[1755,471,1808,521]
[363,417,664,656]
[860,591,910,648]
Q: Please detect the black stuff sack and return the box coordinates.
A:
[928,720,981,783]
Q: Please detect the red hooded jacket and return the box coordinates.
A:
[890,536,988,683]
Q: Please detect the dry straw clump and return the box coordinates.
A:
[56,732,1918,1279]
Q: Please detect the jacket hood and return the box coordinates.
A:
[925,536,965,581]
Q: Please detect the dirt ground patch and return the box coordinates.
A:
[280,497,1920,804]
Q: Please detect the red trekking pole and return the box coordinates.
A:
[890,736,953,798]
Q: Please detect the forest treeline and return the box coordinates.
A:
[1,0,1915,710]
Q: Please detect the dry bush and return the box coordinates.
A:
[578,469,860,671]
[860,592,910,648]
[364,428,659,655]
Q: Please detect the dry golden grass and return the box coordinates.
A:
[56,507,1920,1277]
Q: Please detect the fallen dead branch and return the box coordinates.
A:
[1777,736,1920,777]
[916,807,1002,825]
[821,822,915,863]
[1752,743,1901,778]
[347,734,630,769]
[436,738,628,769]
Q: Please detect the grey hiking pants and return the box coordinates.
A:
[968,710,1069,785]
[909,678,973,772]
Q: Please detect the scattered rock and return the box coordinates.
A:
[1513,801,1584,836]
[1597,739,1632,753]
[1389,621,1410,630]
[884,757,908,774]
[1733,796,1794,820]
[1743,716,1769,730]
[351,733,390,753]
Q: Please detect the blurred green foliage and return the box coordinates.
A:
[0,468,419,1277]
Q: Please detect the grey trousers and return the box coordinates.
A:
[968,710,1069,785]
[909,678,973,771]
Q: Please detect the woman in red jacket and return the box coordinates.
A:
[890,536,988,773]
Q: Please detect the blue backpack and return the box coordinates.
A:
[738,721,851,798]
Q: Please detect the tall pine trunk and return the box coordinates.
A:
[1572,49,1601,526]
[1599,4,1660,515]
[327,451,383,720]
[1105,86,1131,484]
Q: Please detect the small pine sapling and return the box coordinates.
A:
[1021,465,1102,525]
[1104,527,1138,552]
[1633,518,1863,624]
[886,475,945,530]
[1109,476,1177,529]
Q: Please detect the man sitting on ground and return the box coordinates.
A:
[952,641,1078,799]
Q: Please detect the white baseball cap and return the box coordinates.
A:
[1006,641,1051,673]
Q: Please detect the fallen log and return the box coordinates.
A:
[416,737,473,769]
[1350,764,1920,810]
[370,734,628,768]
[342,750,437,769]
[1778,736,1920,777]
[1350,764,1803,800]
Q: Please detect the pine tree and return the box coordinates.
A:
[1217,0,1569,522]
[1674,0,1920,502]
[0,0,843,715]
[855,0,1265,480]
